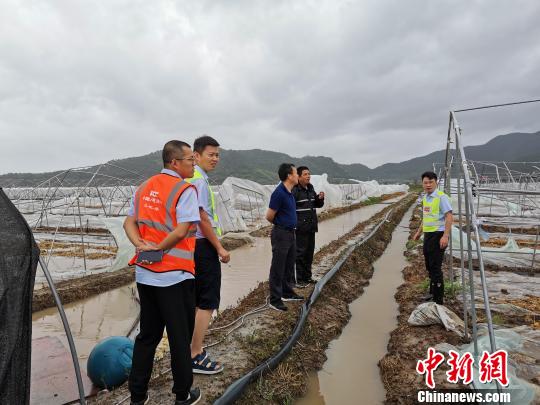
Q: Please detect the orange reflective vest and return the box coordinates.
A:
[128,173,197,274]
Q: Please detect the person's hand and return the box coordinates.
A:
[440,235,449,249]
[136,239,156,252]
[412,231,421,241]
[218,247,231,263]
[318,191,325,199]
[135,240,159,264]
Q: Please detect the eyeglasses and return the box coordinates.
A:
[170,156,195,163]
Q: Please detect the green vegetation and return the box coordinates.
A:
[364,196,382,205]
[407,183,423,193]
[2,131,539,186]
[418,278,431,292]
[444,281,462,298]
[491,313,505,325]
[417,278,462,298]
[406,239,422,250]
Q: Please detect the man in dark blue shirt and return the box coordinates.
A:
[265,163,303,311]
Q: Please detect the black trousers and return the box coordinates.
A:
[129,280,195,402]
[423,231,446,303]
[295,231,315,282]
[269,226,296,305]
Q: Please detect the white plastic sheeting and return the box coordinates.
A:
[11,175,408,283]
[451,226,540,268]
[435,326,539,404]
[214,175,408,232]
[101,217,136,272]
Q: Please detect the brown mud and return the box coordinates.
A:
[34,226,110,235]
[88,194,416,405]
[249,192,405,237]
[481,224,540,236]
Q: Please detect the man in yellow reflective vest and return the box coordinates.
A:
[187,135,230,375]
[413,171,453,305]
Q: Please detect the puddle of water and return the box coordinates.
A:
[32,285,139,367]
[300,204,414,405]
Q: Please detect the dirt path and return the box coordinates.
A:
[89,194,416,405]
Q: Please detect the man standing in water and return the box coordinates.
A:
[265,163,303,311]
[413,171,453,305]
[188,135,230,375]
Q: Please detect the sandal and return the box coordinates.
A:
[191,351,224,375]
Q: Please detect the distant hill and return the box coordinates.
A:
[1,131,539,186]
[370,131,540,182]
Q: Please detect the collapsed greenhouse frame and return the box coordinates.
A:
[441,100,540,397]
[7,164,144,281]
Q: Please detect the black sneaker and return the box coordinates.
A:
[269,301,288,311]
[175,387,201,405]
[130,393,149,405]
[306,278,317,284]
[282,293,303,302]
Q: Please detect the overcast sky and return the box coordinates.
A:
[1,0,539,174]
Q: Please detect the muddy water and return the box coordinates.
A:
[299,204,414,405]
[32,285,139,363]
[30,200,402,402]
[221,202,394,308]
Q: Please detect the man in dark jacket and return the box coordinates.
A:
[292,166,324,286]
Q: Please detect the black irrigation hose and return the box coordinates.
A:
[213,207,396,405]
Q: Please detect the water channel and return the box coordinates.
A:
[298,204,413,405]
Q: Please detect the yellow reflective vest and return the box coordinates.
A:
[422,190,448,233]
[187,168,223,236]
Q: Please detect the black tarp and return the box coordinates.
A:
[0,187,39,405]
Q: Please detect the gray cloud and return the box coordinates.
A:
[1,0,539,174]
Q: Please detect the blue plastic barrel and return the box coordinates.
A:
[87,336,134,389]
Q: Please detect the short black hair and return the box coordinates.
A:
[193,135,220,154]
[421,171,438,181]
[278,163,295,182]
[297,166,309,176]
[162,140,191,166]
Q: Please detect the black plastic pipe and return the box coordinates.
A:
[214,208,395,405]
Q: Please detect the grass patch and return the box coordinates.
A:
[417,278,462,298]
[418,278,430,292]
[406,239,422,250]
[364,196,382,205]
[444,281,462,298]
[491,313,505,325]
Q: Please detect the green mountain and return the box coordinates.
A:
[1,131,539,187]
[371,131,540,182]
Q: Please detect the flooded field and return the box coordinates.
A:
[30,199,403,404]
